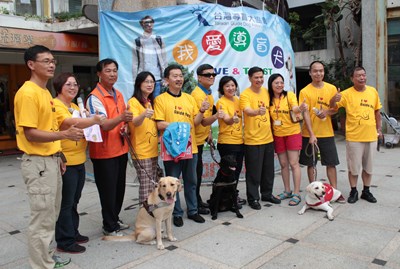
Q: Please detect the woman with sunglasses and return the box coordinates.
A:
[53,72,104,253]
[216,76,246,206]
[127,71,159,204]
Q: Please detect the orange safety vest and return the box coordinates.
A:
[88,83,128,159]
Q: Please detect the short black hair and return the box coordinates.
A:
[164,64,182,78]
[96,58,118,72]
[24,45,51,65]
[248,66,263,77]
[350,66,366,77]
[309,60,324,71]
[196,64,214,75]
[218,76,238,96]
[53,72,79,95]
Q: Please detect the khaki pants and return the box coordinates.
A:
[21,154,62,269]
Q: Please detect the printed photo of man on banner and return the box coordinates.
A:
[98,3,296,101]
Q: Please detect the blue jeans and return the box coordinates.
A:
[154,80,162,98]
[55,163,85,248]
[164,154,198,217]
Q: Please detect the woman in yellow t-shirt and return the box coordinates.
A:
[127,71,159,204]
[267,73,306,206]
[54,73,104,254]
[216,76,246,205]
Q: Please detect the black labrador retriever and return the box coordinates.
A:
[208,155,243,220]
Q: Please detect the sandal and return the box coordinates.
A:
[276,191,292,200]
[288,194,301,206]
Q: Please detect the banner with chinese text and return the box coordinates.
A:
[99,4,295,101]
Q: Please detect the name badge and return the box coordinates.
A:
[274,120,282,126]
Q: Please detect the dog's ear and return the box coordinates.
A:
[175,178,182,192]
[306,183,314,193]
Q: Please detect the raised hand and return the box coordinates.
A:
[217,105,225,119]
[200,97,210,113]
[65,124,84,141]
[121,104,133,122]
[299,98,308,112]
[232,111,239,123]
[259,102,266,116]
[144,103,154,118]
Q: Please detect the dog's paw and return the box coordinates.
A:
[149,240,156,245]
[157,244,165,250]
[168,236,177,242]
[298,210,304,215]
[211,215,217,220]
[327,214,334,221]
[237,213,243,218]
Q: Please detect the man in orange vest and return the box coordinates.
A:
[86,58,133,236]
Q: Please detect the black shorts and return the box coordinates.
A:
[299,136,339,167]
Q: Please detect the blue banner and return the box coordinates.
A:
[99,4,296,101]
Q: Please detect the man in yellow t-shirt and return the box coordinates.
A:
[239,66,280,210]
[14,45,83,269]
[154,64,209,227]
[299,60,345,203]
[191,64,218,214]
[330,67,382,204]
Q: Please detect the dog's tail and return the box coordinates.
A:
[102,234,136,242]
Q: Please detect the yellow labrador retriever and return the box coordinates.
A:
[298,181,342,221]
[103,176,181,249]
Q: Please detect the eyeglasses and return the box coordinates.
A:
[35,59,57,65]
[199,73,217,78]
[144,80,155,84]
[142,20,154,25]
[64,83,79,88]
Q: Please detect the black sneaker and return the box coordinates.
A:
[261,196,281,204]
[248,200,261,210]
[188,214,205,223]
[173,216,184,227]
[198,206,210,215]
[198,200,209,208]
[53,255,71,268]
[57,243,86,254]
[347,190,359,204]
[361,190,377,203]
[76,234,89,244]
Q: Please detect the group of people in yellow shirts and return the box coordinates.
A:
[14,44,382,269]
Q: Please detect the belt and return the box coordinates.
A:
[26,152,67,163]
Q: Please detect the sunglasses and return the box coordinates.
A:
[199,73,217,78]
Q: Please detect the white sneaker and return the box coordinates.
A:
[102,229,124,236]
[118,220,129,230]
[53,255,71,268]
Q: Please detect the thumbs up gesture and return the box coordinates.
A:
[299,98,308,112]
[259,102,266,116]
[217,105,225,119]
[121,104,133,122]
[200,97,210,113]
[333,88,342,102]
[232,111,239,123]
[144,103,154,118]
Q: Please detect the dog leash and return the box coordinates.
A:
[120,126,159,187]
[208,139,220,166]
[305,142,320,182]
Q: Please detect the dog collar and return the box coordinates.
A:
[307,183,334,206]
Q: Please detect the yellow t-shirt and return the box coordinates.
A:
[127,97,159,159]
[299,82,337,137]
[53,98,87,165]
[14,81,61,155]
[239,87,273,145]
[216,95,243,145]
[269,91,301,137]
[191,86,214,145]
[154,92,199,154]
[337,86,382,142]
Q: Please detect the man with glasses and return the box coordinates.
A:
[191,64,217,215]
[133,15,167,98]
[14,45,83,268]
